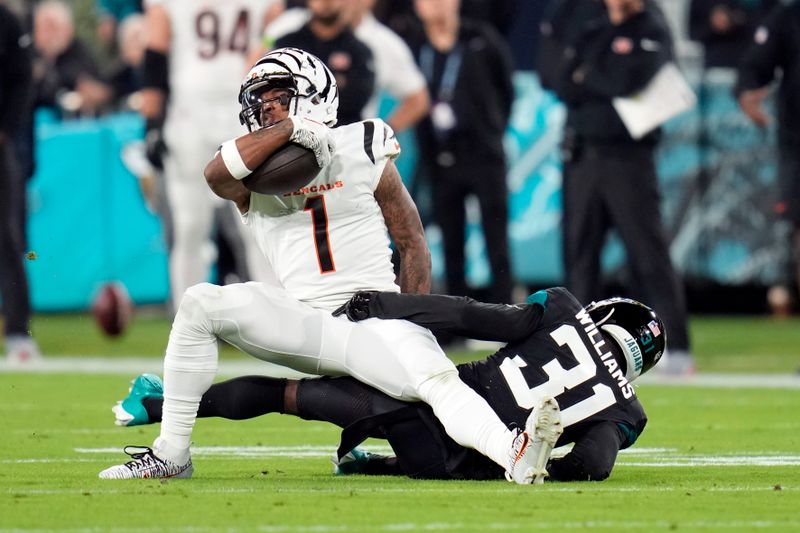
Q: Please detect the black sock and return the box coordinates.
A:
[143,376,287,422]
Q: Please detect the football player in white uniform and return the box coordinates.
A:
[99,48,552,485]
[141,0,282,307]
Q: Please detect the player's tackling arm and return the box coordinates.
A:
[371,293,542,342]
[204,120,294,214]
[547,421,626,482]
[374,160,431,294]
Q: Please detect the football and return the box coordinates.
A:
[242,142,321,195]
[91,282,133,337]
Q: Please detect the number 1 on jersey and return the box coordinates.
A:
[304,196,336,273]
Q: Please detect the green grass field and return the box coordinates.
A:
[2,313,800,531]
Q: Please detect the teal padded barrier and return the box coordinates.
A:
[26,112,168,311]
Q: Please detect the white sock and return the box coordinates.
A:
[155,289,219,464]
[417,372,513,470]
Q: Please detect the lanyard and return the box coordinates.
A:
[420,43,463,102]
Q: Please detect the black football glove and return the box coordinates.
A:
[144,119,168,170]
[332,291,378,322]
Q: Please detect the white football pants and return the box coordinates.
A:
[155,282,514,471]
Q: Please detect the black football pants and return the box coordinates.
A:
[431,157,513,304]
[0,141,31,336]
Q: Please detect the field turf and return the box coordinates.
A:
[1,313,800,531]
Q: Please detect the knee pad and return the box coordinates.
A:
[175,283,217,323]
[174,282,257,336]
[167,283,219,371]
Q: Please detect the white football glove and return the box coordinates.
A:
[288,116,335,169]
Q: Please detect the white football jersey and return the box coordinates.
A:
[245,119,403,311]
[145,0,277,107]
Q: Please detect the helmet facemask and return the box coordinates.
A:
[238,74,297,132]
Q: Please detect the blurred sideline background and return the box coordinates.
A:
[19,0,790,315]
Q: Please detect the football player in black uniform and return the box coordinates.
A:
[113,287,665,482]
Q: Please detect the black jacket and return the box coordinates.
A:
[0,5,32,136]
[537,0,673,143]
[408,19,514,164]
[734,0,800,147]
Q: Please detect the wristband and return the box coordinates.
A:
[220,139,252,180]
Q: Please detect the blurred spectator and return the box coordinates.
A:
[735,1,800,311]
[1,2,41,364]
[373,0,418,38]
[689,0,776,68]
[538,0,694,374]
[107,13,147,109]
[275,0,376,126]
[264,0,429,132]
[374,0,517,42]
[95,0,143,50]
[33,0,112,116]
[459,0,518,38]
[409,0,514,305]
[350,0,429,130]
[141,0,280,309]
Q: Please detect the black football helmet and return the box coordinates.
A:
[585,297,666,381]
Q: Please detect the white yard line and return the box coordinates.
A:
[4,446,800,468]
[2,357,800,388]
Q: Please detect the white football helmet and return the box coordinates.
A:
[239,47,339,131]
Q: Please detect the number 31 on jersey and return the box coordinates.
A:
[499,324,616,427]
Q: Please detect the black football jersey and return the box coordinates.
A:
[456,287,647,447]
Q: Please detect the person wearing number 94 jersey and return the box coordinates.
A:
[100,47,551,486]
[141,0,284,309]
[112,287,664,482]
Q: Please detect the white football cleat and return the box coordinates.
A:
[506,396,563,485]
[5,335,42,366]
[98,446,193,480]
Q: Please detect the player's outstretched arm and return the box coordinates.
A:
[374,160,431,294]
[204,120,294,213]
